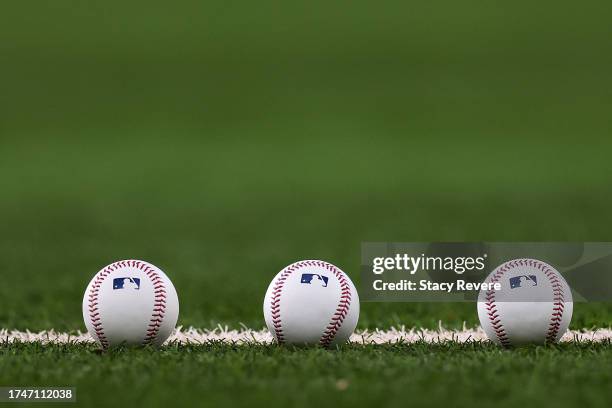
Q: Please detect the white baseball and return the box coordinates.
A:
[263,260,360,346]
[477,258,573,346]
[83,260,179,348]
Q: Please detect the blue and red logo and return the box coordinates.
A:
[509,275,537,289]
[113,277,141,290]
[300,274,329,287]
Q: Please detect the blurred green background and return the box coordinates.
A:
[1,0,611,331]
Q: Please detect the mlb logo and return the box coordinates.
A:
[300,274,329,287]
[509,275,537,289]
[113,277,141,290]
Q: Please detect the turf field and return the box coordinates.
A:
[1,341,611,407]
[1,1,611,407]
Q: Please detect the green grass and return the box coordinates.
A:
[1,135,612,331]
[2,0,612,332]
[1,1,612,407]
[1,340,610,408]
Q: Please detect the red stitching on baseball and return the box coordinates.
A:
[269,262,300,344]
[485,259,567,346]
[87,261,126,349]
[141,262,168,346]
[319,262,352,348]
[484,260,514,347]
[269,261,352,346]
[543,268,565,342]
[87,260,168,348]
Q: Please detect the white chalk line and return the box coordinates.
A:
[1,324,610,345]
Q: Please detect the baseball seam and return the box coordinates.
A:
[136,261,168,345]
[270,265,293,344]
[485,261,513,347]
[319,261,352,347]
[533,260,566,342]
[485,259,566,346]
[87,260,167,348]
[269,261,352,347]
[87,262,120,349]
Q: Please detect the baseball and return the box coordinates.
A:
[83,260,179,348]
[477,258,573,346]
[263,260,360,346]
